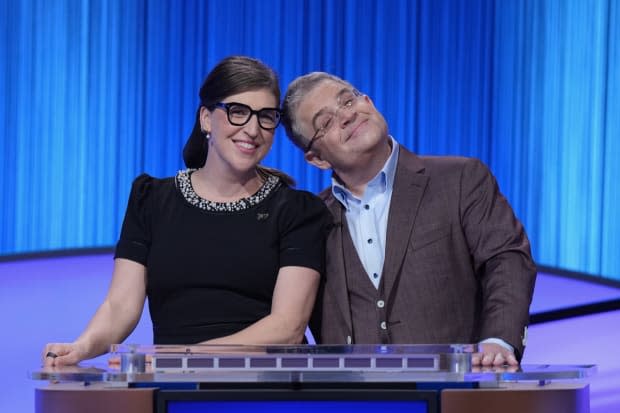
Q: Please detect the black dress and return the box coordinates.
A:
[114,169,330,344]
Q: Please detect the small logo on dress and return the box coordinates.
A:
[257,212,269,221]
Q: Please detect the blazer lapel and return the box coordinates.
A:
[324,196,353,334]
[382,148,429,298]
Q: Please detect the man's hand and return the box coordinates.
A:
[472,342,518,366]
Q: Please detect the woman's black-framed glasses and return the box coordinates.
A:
[214,102,282,130]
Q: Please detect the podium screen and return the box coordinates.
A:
[158,390,437,413]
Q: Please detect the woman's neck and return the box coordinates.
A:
[191,163,263,203]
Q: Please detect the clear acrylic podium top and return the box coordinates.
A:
[30,343,595,384]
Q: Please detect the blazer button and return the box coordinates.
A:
[380,321,387,330]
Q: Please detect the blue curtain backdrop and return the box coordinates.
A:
[1,0,619,281]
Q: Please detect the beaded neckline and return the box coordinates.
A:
[176,169,280,212]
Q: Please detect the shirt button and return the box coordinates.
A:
[377,300,385,308]
[367,238,373,244]
[364,204,370,210]
[373,273,379,279]
[380,321,387,330]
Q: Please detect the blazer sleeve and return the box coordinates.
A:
[458,158,537,359]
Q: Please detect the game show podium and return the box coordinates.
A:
[31,344,594,413]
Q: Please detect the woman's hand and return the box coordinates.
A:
[41,258,147,368]
[42,342,89,367]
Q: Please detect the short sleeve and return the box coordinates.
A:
[114,174,154,265]
[278,189,332,274]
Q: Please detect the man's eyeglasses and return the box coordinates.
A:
[304,89,363,153]
[213,102,282,130]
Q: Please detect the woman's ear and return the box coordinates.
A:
[200,106,211,134]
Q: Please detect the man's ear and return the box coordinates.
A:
[304,150,332,170]
[200,106,211,133]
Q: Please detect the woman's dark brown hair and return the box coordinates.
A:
[182,56,293,185]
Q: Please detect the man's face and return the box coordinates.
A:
[295,80,388,172]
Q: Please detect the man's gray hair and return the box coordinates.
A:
[282,72,353,151]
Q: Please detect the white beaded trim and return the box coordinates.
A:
[176,169,280,212]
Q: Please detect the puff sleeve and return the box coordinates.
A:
[278,189,332,274]
[114,174,154,265]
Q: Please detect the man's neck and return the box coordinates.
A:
[337,138,393,197]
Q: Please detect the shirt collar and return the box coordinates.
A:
[331,136,400,210]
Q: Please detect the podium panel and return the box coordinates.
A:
[442,383,590,413]
[35,383,155,413]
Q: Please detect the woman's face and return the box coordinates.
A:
[201,88,279,175]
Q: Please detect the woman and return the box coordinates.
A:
[43,56,330,366]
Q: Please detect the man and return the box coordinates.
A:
[281,72,537,366]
